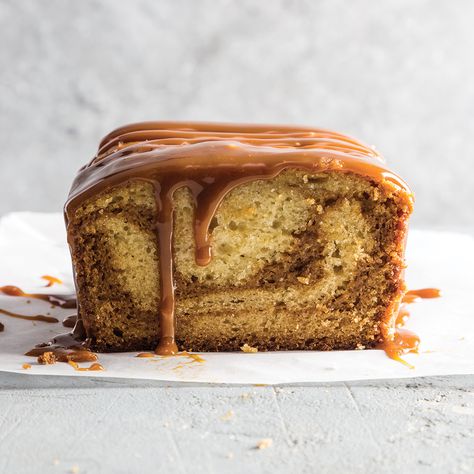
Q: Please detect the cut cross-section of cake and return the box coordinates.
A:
[65,122,413,354]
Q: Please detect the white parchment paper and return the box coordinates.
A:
[0,212,473,384]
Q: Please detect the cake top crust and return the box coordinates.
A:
[65,121,413,355]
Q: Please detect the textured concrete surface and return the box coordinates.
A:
[0,373,473,474]
[1,2,474,473]
[1,0,474,232]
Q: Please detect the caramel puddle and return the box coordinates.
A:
[379,288,441,368]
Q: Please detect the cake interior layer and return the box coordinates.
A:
[69,170,409,352]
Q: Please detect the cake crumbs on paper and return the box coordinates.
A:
[22,363,31,370]
[221,410,235,421]
[240,343,258,353]
[37,351,57,365]
[297,276,310,285]
[255,438,273,450]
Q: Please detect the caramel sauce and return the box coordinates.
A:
[379,288,441,368]
[179,351,205,363]
[66,122,413,355]
[402,288,441,303]
[0,308,59,324]
[41,275,63,287]
[25,319,97,363]
[68,361,104,372]
[136,351,205,364]
[0,285,77,309]
[62,314,78,328]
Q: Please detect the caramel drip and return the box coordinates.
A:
[379,288,441,367]
[66,122,414,355]
[0,285,77,309]
[0,322,4,332]
[0,308,59,324]
[41,275,63,287]
[25,319,96,363]
[136,352,155,358]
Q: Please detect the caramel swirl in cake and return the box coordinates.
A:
[65,122,414,355]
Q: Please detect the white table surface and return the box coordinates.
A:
[1,373,473,473]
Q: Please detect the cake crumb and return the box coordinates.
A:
[255,438,273,450]
[37,352,57,365]
[305,198,315,205]
[316,204,323,214]
[297,276,310,285]
[356,343,366,350]
[221,410,235,421]
[22,363,31,370]
[240,343,258,353]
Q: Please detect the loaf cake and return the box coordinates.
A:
[65,122,413,354]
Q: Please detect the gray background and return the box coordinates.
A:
[1,0,474,232]
[1,2,474,473]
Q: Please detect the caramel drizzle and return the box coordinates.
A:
[402,288,441,304]
[68,361,104,372]
[0,308,59,324]
[25,319,96,363]
[380,288,441,368]
[66,122,413,355]
[136,351,205,364]
[0,285,77,309]
[62,314,78,328]
[41,275,63,288]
